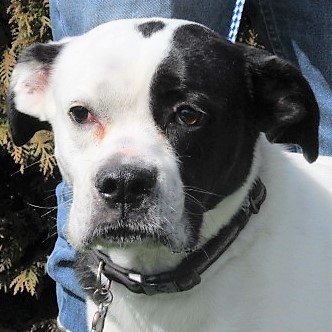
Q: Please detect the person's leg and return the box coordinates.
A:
[248,0,332,156]
[47,1,237,330]
[50,0,236,41]
[46,183,86,331]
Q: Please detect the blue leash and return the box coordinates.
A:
[228,0,246,43]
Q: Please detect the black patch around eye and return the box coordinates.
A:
[137,21,166,38]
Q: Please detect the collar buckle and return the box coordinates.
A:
[128,270,201,295]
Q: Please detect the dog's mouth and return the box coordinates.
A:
[83,222,171,249]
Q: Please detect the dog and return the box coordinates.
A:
[8,18,332,331]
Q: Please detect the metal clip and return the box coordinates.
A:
[90,261,113,332]
[91,303,109,332]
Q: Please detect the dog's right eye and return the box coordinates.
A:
[69,106,95,124]
[174,105,207,127]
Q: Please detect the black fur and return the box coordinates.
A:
[150,24,258,238]
[243,46,319,162]
[137,21,166,38]
[18,42,63,65]
[150,24,319,237]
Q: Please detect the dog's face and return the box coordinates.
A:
[8,19,319,261]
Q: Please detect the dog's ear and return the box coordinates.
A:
[243,46,319,163]
[7,42,64,146]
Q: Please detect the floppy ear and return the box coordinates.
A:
[244,47,319,163]
[7,42,64,146]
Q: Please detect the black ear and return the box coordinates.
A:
[7,42,63,146]
[244,47,319,163]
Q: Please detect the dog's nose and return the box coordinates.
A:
[95,166,157,205]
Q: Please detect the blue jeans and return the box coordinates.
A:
[47,183,86,331]
[50,0,235,40]
[247,0,332,156]
[47,1,331,331]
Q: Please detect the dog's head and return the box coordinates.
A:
[8,18,319,268]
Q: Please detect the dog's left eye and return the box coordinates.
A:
[69,106,95,124]
[175,106,206,127]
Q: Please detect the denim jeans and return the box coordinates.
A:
[47,1,331,331]
[46,183,85,332]
[50,0,235,40]
[248,0,332,156]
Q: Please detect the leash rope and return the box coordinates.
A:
[227,0,246,43]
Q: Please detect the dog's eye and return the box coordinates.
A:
[69,106,95,124]
[175,106,205,126]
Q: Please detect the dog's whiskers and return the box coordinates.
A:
[184,186,222,198]
[27,202,58,210]
[184,192,206,211]
[41,206,59,218]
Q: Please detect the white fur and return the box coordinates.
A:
[50,19,190,254]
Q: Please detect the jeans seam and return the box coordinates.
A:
[258,0,286,58]
[54,0,68,39]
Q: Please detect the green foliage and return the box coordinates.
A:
[29,320,58,332]
[0,150,59,330]
[0,0,54,292]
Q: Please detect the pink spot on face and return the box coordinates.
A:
[22,70,48,95]
[119,147,139,158]
[94,123,106,141]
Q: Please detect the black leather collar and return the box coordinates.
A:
[89,178,266,296]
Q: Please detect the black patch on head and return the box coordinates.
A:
[150,24,257,242]
[137,21,166,38]
[18,42,63,65]
[149,23,319,241]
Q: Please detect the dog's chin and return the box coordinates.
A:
[82,222,170,250]
[89,230,166,249]
[81,222,195,256]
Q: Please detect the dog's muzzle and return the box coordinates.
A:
[84,158,171,247]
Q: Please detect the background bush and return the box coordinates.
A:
[0,0,59,330]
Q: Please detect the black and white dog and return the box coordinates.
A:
[8,18,332,331]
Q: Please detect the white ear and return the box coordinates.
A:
[11,63,52,121]
[8,42,64,146]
